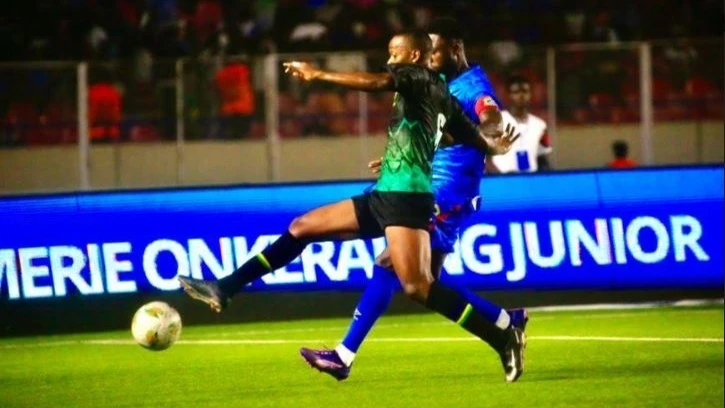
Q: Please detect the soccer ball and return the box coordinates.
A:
[131,301,182,351]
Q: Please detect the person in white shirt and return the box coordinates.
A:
[489,75,552,173]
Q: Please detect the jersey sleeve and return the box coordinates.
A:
[443,96,481,145]
[474,95,500,116]
[538,128,553,155]
[385,64,428,97]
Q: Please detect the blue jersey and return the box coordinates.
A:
[431,66,501,206]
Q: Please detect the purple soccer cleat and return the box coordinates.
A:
[299,347,351,381]
[508,308,529,331]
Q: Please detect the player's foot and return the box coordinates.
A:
[178,276,229,312]
[498,326,526,383]
[299,347,351,381]
[508,308,529,331]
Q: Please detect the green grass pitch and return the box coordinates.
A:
[1,305,723,408]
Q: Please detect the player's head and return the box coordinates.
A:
[387,30,432,66]
[612,140,629,158]
[427,17,465,75]
[507,75,531,110]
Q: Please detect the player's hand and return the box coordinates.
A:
[482,123,520,155]
[283,61,321,81]
[368,157,382,176]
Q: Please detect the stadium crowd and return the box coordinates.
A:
[1,0,722,145]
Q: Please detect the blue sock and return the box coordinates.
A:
[341,266,400,353]
[443,278,510,329]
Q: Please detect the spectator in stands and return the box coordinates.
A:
[88,70,122,143]
[608,140,637,169]
[488,25,523,70]
[215,60,255,139]
[588,11,620,43]
[302,87,346,136]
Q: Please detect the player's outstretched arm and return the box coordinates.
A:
[477,101,521,156]
[481,123,520,156]
[284,61,394,92]
[445,98,519,155]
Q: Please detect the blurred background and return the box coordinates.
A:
[0,5,722,406]
[0,0,722,193]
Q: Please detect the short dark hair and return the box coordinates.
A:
[396,29,433,58]
[612,140,629,158]
[507,75,530,89]
[427,17,465,42]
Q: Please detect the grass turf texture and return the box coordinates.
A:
[1,305,722,408]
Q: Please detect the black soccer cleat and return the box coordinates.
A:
[178,276,230,313]
[498,326,526,383]
[299,347,352,381]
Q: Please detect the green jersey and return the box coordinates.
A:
[376,64,479,193]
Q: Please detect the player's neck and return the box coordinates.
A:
[511,107,528,121]
[449,55,470,80]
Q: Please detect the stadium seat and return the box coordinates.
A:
[45,101,77,144]
[587,92,615,123]
[5,102,40,145]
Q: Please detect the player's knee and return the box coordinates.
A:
[374,254,393,270]
[401,280,430,302]
[288,214,313,238]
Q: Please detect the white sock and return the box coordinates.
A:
[335,344,356,367]
[495,309,511,330]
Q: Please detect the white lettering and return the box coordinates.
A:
[86,244,105,294]
[626,216,670,264]
[671,215,710,261]
[19,247,52,298]
[189,238,234,280]
[336,240,373,281]
[525,221,566,268]
[565,219,612,266]
[0,249,20,299]
[443,240,464,275]
[371,237,387,259]
[507,223,527,282]
[461,224,503,275]
[50,246,95,296]
[301,242,336,283]
[103,242,136,293]
[143,239,189,290]
[610,218,628,264]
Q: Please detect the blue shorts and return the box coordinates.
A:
[429,195,481,253]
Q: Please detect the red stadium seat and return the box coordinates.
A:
[247,120,266,139]
[652,78,674,103]
[45,101,77,144]
[5,102,41,145]
[588,93,615,123]
[684,77,718,96]
[683,77,721,119]
[128,124,160,142]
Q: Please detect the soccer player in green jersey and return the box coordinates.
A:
[179,30,524,379]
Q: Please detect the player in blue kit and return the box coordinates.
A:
[300,18,529,383]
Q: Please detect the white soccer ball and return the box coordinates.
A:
[131,301,182,351]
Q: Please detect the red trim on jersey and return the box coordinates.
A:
[540,131,551,147]
[474,95,499,116]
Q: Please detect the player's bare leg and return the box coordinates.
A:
[377,247,528,329]
[384,226,434,302]
[384,226,526,382]
[179,199,361,312]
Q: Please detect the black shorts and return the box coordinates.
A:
[352,190,435,238]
